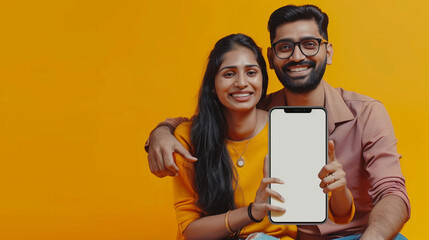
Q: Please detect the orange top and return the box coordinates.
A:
[172,120,354,239]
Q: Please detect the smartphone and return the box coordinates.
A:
[269,107,327,224]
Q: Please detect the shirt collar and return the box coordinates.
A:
[322,80,354,134]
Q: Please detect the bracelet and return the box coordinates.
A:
[225,210,233,233]
[247,202,263,223]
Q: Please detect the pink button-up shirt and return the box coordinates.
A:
[258,80,410,238]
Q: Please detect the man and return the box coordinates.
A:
[146,5,410,240]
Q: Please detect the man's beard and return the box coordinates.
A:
[275,58,327,94]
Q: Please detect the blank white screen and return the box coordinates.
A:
[269,108,327,223]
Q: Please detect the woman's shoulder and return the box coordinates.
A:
[174,121,192,137]
[173,120,194,153]
[173,121,196,168]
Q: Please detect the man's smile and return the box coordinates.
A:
[285,64,312,78]
[281,61,316,79]
[287,65,311,72]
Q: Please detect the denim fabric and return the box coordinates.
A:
[245,232,280,240]
[333,232,407,240]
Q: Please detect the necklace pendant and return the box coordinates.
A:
[236,157,245,168]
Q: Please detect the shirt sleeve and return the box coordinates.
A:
[144,117,190,152]
[327,190,355,224]
[171,122,201,234]
[360,101,411,220]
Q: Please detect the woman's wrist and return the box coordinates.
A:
[225,210,233,234]
[248,202,264,223]
[227,207,253,234]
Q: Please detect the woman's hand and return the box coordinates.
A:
[251,155,286,221]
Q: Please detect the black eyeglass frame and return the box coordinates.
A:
[271,37,329,59]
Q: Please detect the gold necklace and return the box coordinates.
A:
[227,114,258,168]
[228,138,251,168]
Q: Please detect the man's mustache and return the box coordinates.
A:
[281,60,316,72]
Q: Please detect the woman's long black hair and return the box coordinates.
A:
[190,34,268,216]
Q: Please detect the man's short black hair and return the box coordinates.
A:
[268,5,329,43]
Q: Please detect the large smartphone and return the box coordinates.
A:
[269,107,327,224]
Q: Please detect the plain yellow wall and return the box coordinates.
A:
[0,0,427,239]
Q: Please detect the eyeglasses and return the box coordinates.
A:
[272,37,329,59]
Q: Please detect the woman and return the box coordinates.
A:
[172,34,354,240]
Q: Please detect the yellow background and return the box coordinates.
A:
[0,0,427,239]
